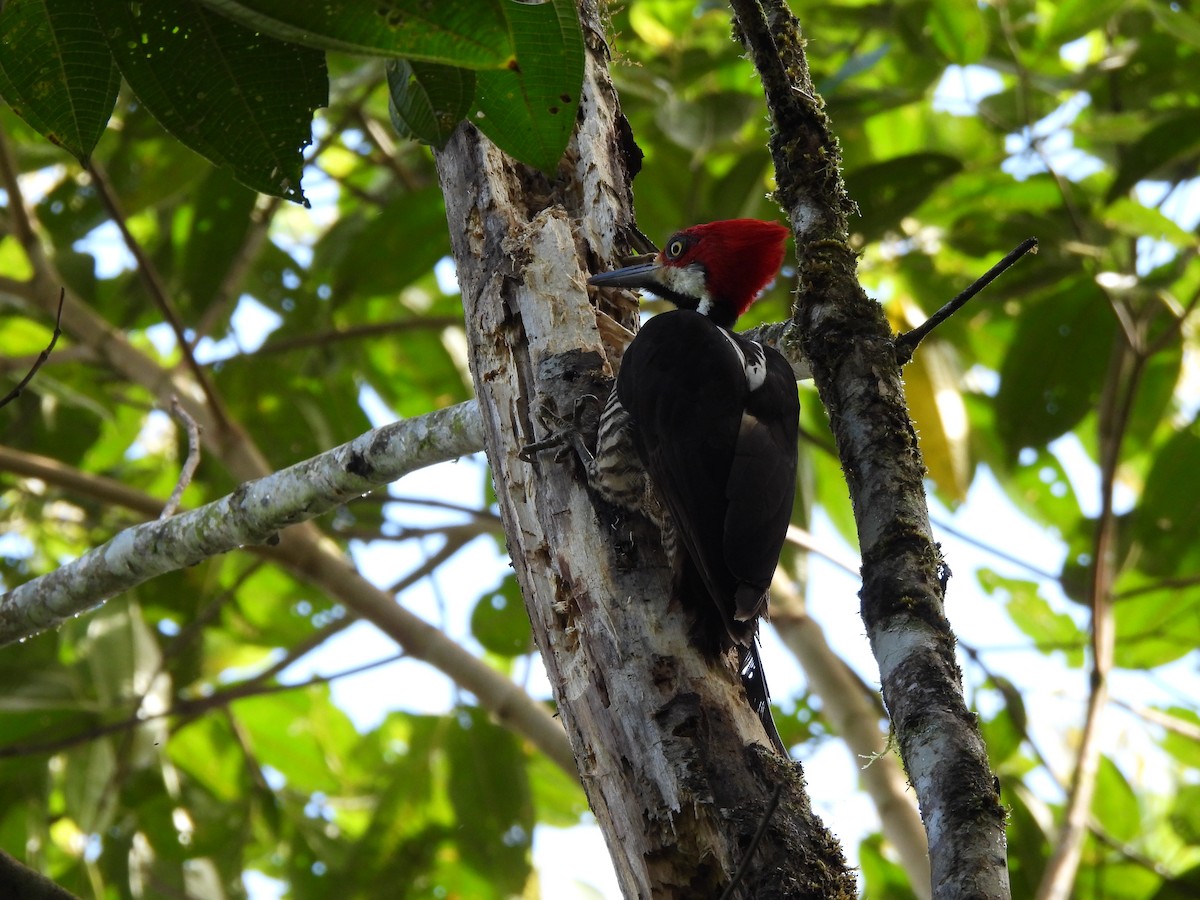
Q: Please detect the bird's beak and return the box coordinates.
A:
[587,257,662,290]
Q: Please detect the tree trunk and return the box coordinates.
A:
[729,1,1010,897]
[432,2,854,896]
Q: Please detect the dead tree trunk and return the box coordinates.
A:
[432,1,854,897]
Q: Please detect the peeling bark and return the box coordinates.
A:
[432,1,854,896]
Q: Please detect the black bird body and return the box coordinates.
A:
[583,219,799,753]
[615,310,798,646]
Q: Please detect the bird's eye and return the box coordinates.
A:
[665,237,687,259]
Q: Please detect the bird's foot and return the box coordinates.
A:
[520,395,602,464]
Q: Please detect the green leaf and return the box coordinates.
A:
[232,687,358,793]
[1104,198,1200,249]
[1150,2,1200,50]
[926,0,988,65]
[64,737,118,833]
[1092,756,1140,842]
[93,0,328,204]
[169,716,245,802]
[527,752,588,828]
[994,279,1116,456]
[81,598,163,711]
[858,833,914,898]
[977,569,1084,665]
[1169,784,1200,845]
[1106,110,1200,203]
[1005,787,1050,895]
[446,708,533,892]
[312,186,450,300]
[198,0,513,67]
[1113,581,1200,668]
[0,0,120,163]
[177,167,259,313]
[470,574,532,657]
[1154,866,1200,899]
[979,676,1027,767]
[1001,444,1084,535]
[1132,418,1200,576]
[1159,707,1200,769]
[1041,0,1126,45]
[843,153,963,242]
[473,0,584,173]
[387,59,475,148]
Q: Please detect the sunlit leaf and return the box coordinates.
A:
[858,833,914,898]
[994,279,1115,457]
[472,0,584,173]
[977,569,1084,665]
[926,0,987,64]
[232,687,357,794]
[1092,755,1140,842]
[446,708,533,892]
[470,574,532,657]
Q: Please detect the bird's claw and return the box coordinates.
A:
[520,395,601,463]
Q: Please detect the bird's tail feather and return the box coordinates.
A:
[740,641,787,755]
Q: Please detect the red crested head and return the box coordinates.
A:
[588,219,789,328]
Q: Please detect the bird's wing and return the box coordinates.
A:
[723,345,799,620]
[617,312,797,637]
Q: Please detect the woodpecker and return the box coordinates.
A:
[585,219,799,754]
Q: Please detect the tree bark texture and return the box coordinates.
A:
[729,1,1010,897]
[433,2,854,897]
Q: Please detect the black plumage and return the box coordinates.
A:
[581,219,800,753]
[615,310,798,647]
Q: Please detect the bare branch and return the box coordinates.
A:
[0,289,64,409]
[729,0,1010,896]
[784,525,860,577]
[0,651,408,760]
[0,400,483,645]
[161,396,202,518]
[895,238,1039,363]
[0,444,164,518]
[221,317,462,361]
[1036,306,1145,900]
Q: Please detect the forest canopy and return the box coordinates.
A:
[1,0,1199,896]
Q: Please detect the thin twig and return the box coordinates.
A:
[86,160,234,433]
[383,532,475,594]
[895,238,1038,362]
[1114,572,1200,601]
[160,396,202,518]
[1112,698,1200,742]
[0,289,65,409]
[226,316,461,360]
[0,651,407,760]
[373,494,500,521]
[1145,280,1200,358]
[784,524,860,577]
[1036,315,1144,900]
[0,443,181,520]
[718,784,785,900]
[930,517,1061,582]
